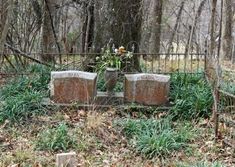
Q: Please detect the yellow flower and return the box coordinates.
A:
[118,46,126,54]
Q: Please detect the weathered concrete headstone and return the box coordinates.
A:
[56,152,77,167]
[124,74,170,105]
[50,71,97,104]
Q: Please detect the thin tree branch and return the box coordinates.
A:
[5,43,53,67]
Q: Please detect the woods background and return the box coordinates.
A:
[0,0,234,65]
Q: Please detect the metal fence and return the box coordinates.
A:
[215,89,235,150]
[0,53,206,75]
[1,52,234,150]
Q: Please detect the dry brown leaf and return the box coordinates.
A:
[63,114,70,120]
[78,110,86,117]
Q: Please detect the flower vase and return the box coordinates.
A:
[104,67,118,95]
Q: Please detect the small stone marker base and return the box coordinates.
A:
[95,91,124,105]
[124,73,170,105]
[43,91,124,108]
[56,152,77,167]
[50,71,97,104]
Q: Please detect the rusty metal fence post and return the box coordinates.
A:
[214,87,220,142]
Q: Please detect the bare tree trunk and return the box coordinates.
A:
[84,1,93,53]
[156,0,163,54]
[209,0,217,57]
[221,0,233,61]
[92,0,113,52]
[92,0,142,71]
[206,0,218,78]
[41,0,61,63]
[140,0,163,54]
[232,12,235,63]
[0,0,14,54]
[167,0,185,54]
[185,0,207,56]
[30,0,43,27]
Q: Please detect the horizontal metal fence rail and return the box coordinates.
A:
[0,53,206,77]
[216,89,235,149]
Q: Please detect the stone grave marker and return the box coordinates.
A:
[50,71,97,104]
[124,73,170,105]
[56,152,77,167]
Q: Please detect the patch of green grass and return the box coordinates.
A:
[119,118,196,158]
[1,74,49,98]
[35,123,77,152]
[0,65,51,123]
[170,73,213,120]
[0,90,45,122]
[220,81,235,94]
[0,92,45,124]
[135,128,182,158]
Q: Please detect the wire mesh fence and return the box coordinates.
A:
[0,53,206,75]
[216,89,235,149]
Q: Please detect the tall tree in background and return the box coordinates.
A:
[41,0,61,63]
[0,0,216,69]
[79,0,142,71]
[184,0,206,56]
[206,0,217,80]
[221,0,233,61]
[140,0,163,54]
[209,0,217,57]
[92,0,110,52]
[92,0,142,52]
[0,0,14,70]
[232,2,235,63]
[167,0,185,54]
[0,0,14,54]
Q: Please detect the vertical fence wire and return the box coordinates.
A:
[0,53,206,75]
[217,89,235,149]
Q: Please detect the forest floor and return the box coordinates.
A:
[0,63,234,167]
[0,108,234,167]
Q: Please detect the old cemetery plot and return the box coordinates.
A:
[0,58,234,166]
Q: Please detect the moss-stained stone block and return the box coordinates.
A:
[124,74,170,105]
[50,71,97,104]
[56,152,77,167]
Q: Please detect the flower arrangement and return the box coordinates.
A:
[96,45,133,72]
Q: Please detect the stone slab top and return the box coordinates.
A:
[97,91,124,98]
[125,73,170,82]
[56,152,76,156]
[51,70,97,80]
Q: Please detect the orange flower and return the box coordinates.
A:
[118,46,126,54]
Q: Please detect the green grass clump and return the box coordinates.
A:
[0,65,51,123]
[220,81,235,94]
[119,118,195,158]
[0,90,45,122]
[35,123,77,152]
[170,73,213,120]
